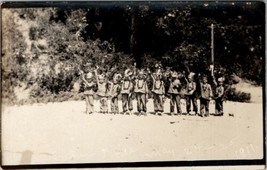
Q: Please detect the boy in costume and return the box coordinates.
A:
[150,67,165,115]
[134,70,148,116]
[121,69,134,115]
[109,73,122,114]
[94,68,109,113]
[199,76,213,117]
[168,71,182,115]
[213,77,225,116]
[185,72,198,115]
[82,72,96,114]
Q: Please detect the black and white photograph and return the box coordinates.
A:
[1,1,265,169]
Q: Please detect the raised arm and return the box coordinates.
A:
[82,73,90,86]
[147,68,155,81]
[182,71,189,84]
[184,76,189,84]
[212,75,217,86]
[94,67,99,85]
[209,84,213,97]
[133,62,137,76]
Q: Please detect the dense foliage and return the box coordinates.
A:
[2,2,264,104]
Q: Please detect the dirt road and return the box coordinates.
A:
[2,98,263,165]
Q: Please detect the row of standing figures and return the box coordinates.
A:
[81,66,225,117]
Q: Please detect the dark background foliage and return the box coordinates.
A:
[2,2,264,104]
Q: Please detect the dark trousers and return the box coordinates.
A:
[186,95,198,113]
[136,92,147,112]
[153,93,164,112]
[121,93,133,112]
[110,97,119,113]
[170,94,182,114]
[215,98,223,115]
[200,98,210,116]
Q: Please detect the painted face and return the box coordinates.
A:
[86,72,93,79]
[203,77,208,83]
[114,77,119,83]
[138,73,144,79]
[188,77,193,82]
[99,76,105,83]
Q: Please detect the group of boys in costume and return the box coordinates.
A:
[81,64,225,117]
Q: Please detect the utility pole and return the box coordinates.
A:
[210,23,214,76]
[129,6,136,54]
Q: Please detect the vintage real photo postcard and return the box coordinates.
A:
[1,1,265,169]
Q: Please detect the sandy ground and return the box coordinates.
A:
[2,93,264,166]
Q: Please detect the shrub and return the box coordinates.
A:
[224,87,251,103]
